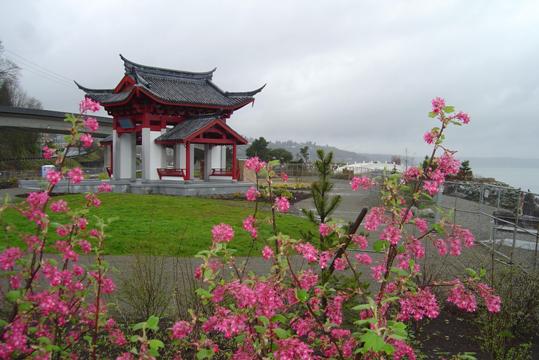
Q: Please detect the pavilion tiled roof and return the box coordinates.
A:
[76,55,265,109]
[155,114,247,144]
[155,115,217,142]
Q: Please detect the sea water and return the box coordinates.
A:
[474,166,539,194]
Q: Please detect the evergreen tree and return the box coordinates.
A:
[245,137,271,161]
[457,160,473,180]
[302,149,342,249]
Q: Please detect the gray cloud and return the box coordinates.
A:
[1,0,538,159]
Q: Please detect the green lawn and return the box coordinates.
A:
[1,193,315,256]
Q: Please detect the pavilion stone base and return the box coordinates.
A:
[19,179,251,197]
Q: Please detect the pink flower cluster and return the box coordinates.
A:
[319,223,333,237]
[295,242,318,263]
[431,97,445,113]
[84,117,99,132]
[245,186,259,201]
[364,207,385,231]
[79,97,100,113]
[80,133,94,148]
[211,223,234,243]
[67,167,84,184]
[274,196,290,213]
[171,321,192,340]
[244,156,266,173]
[262,246,274,260]
[242,215,257,238]
[380,225,402,245]
[447,282,477,312]
[46,170,63,186]
[350,176,374,191]
[50,199,69,213]
[98,182,112,193]
[42,145,55,160]
[398,288,440,321]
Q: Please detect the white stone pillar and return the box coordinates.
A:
[176,143,186,170]
[211,145,222,170]
[116,132,136,180]
[103,145,111,170]
[221,145,227,170]
[141,128,164,181]
[204,144,212,180]
[112,130,119,179]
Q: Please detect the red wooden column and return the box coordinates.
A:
[232,144,237,180]
[185,142,191,180]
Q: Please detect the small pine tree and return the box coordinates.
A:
[302,149,341,249]
[457,160,473,180]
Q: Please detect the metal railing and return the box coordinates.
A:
[437,181,539,272]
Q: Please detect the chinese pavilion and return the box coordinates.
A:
[76,55,264,182]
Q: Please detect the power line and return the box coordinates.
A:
[10,62,74,88]
[5,48,73,83]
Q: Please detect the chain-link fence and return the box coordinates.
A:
[438,181,539,272]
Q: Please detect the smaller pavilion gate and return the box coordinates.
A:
[77,55,263,182]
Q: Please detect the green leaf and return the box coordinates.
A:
[465,268,477,278]
[273,328,290,339]
[271,314,287,324]
[132,321,146,331]
[195,288,212,299]
[428,111,437,118]
[432,223,445,235]
[258,316,269,327]
[295,289,308,302]
[351,303,372,311]
[6,290,21,303]
[373,240,387,252]
[360,331,394,354]
[146,316,159,331]
[268,160,280,167]
[254,325,266,334]
[443,105,455,114]
[149,339,164,350]
[130,335,139,343]
[196,348,214,359]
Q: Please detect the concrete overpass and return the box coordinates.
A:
[0,106,112,138]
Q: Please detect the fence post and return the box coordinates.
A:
[510,192,522,265]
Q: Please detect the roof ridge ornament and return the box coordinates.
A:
[119,54,217,80]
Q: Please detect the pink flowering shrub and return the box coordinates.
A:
[0,98,501,359]
[172,99,501,359]
[0,98,121,359]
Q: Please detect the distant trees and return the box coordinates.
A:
[269,148,293,163]
[298,146,309,163]
[245,137,293,163]
[0,40,43,169]
[391,155,402,165]
[246,137,271,160]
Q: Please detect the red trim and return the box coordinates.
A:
[185,142,191,180]
[185,119,248,144]
[157,168,185,179]
[113,75,136,93]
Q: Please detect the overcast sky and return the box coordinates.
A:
[1,0,538,159]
